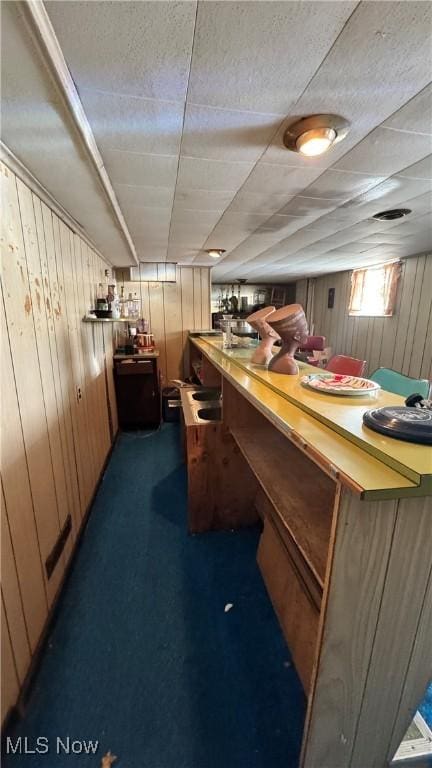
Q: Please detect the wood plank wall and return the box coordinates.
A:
[0,161,118,722]
[116,266,211,385]
[297,254,432,379]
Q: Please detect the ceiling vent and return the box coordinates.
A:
[373,208,412,221]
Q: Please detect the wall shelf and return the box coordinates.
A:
[82,316,130,323]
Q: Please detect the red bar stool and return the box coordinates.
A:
[298,335,326,367]
[298,335,326,353]
[326,355,367,377]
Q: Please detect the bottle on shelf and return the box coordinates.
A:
[119,286,128,318]
[108,284,121,319]
[127,292,140,319]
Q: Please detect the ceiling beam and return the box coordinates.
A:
[19,0,138,265]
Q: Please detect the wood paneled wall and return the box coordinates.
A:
[1,161,118,722]
[116,266,211,385]
[299,254,432,379]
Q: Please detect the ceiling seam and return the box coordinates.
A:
[166,0,200,265]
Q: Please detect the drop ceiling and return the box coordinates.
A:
[2,1,431,279]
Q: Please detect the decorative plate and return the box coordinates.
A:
[363,406,432,444]
[301,373,380,396]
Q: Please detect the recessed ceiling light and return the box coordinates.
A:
[373,208,412,221]
[206,249,226,258]
[283,114,350,157]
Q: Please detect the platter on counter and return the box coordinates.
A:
[301,373,380,397]
[363,406,432,444]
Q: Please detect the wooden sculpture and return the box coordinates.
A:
[267,304,309,375]
[247,306,279,366]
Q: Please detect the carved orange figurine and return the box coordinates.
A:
[247,306,279,366]
[267,304,308,375]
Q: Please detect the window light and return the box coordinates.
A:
[348,261,402,317]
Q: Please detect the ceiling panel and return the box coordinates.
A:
[5,0,432,277]
[188,1,356,114]
[333,127,432,176]
[177,157,254,191]
[298,170,387,201]
[174,189,236,212]
[103,150,178,188]
[79,89,184,156]
[397,156,432,181]
[382,85,432,134]
[237,164,323,196]
[115,185,175,211]
[180,105,282,162]
[229,192,296,215]
[45,1,196,101]
[278,197,340,217]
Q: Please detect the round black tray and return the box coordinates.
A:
[363,406,432,445]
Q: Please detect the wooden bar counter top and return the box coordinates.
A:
[186,334,432,768]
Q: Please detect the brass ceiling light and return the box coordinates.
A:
[283,114,350,157]
[206,249,226,258]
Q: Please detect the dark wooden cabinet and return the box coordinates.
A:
[114,354,160,429]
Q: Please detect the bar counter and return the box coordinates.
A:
[191,336,431,497]
[187,334,431,768]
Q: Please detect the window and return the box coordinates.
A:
[348,260,401,317]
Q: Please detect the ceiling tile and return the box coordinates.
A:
[133,242,168,261]
[203,227,251,252]
[115,185,175,210]
[240,164,322,195]
[188,1,356,113]
[181,105,282,162]
[326,242,375,255]
[356,233,408,244]
[300,170,387,200]
[80,89,184,155]
[167,246,202,261]
[45,1,196,101]
[171,209,222,228]
[103,149,178,187]
[219,234,279,263]
[229,192,295,215]
[211,211,272,235]
[333,127,432,176]
[177,157,254,191]
[125,207,171,237]
[278,196,339,217]
[397,156,432,181]
[382,85,432,134]
[173,189,236,212]
[256,214,312,237]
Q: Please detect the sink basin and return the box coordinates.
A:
[197,407,222,421]
[192,390,221,402]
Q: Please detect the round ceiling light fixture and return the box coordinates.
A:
[373,208,412,221]
[206,249,226,258]
[283,114,350,157]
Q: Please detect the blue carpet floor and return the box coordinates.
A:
[420,687,432,730]
[3,425,306,768]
